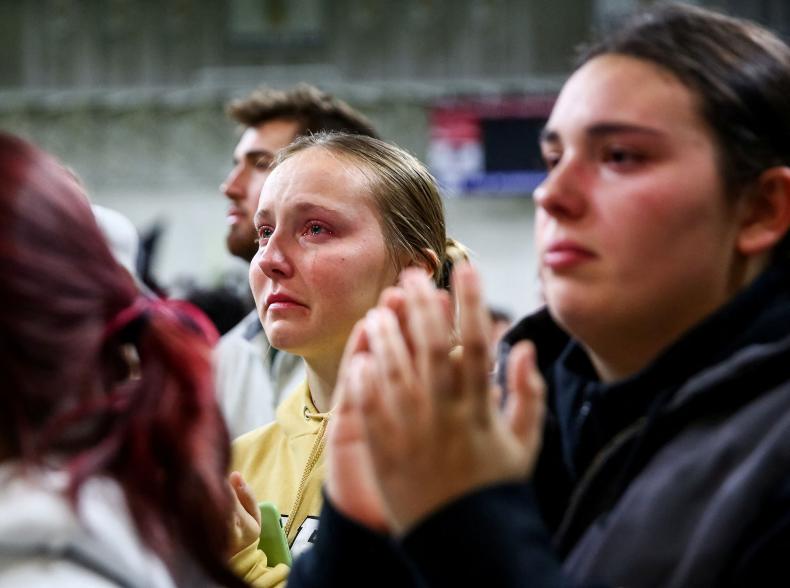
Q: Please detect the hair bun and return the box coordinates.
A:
[439,237,470,289]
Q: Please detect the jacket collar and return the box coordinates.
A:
[500,264,790,477]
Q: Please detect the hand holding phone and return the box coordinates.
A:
[258,501,292,567]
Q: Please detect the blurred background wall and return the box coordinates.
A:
[1,0,788,318]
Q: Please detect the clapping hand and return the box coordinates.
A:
[326,263,546,535]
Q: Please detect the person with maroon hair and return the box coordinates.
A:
[0,132,247,587]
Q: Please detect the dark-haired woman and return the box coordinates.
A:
[288,4,790,588]
[0,133,246,588]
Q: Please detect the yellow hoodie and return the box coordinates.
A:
[229,380,329,587]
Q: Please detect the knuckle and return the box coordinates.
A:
[463,337,488,359]
[384,362,404,384]
[358,389,379,414]
[427,340,449,362]
[402,381,427,409]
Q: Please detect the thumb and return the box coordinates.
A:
[230,471,261,526]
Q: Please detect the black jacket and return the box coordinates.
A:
[290,264,790,588]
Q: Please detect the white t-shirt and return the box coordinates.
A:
[214,310,304,439]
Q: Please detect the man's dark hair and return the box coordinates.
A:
[226,83,378,139]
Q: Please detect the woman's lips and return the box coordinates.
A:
[542,240,596,270]
[265,293,308,311]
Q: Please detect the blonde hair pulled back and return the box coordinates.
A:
[275,132,468,288]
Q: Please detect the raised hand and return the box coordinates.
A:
[353,264,546,535]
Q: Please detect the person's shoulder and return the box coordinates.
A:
[215,312,270,382]
[0,468,176,588]
[0,560,120,588]
[230,418,291,480]
[218,310,265,348]
[233,420,280,453]
[231,381,310,458]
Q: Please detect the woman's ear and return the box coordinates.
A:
[401,249,439,279]
[737,167,790,256]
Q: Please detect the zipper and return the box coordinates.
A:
[555,416,647,544]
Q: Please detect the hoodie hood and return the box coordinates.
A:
[0,463,176,588]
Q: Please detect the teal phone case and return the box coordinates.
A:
[257,501,292,567]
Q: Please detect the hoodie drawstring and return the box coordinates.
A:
[283,406,330,540]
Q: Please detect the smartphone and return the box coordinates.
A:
[258,501,292,567]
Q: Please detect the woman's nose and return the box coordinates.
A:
[533,157,588,220]
[256,233,293,279]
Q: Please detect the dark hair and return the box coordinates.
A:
[227,83,378,139]
[182,284,253,335]
[489,306,513,325]
[276,132,468,289]
[0,133,245,587]
[579,2,790,259]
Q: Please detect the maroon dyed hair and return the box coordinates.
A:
[0,133,246,587]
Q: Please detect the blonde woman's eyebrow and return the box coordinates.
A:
[254,202,346,227]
